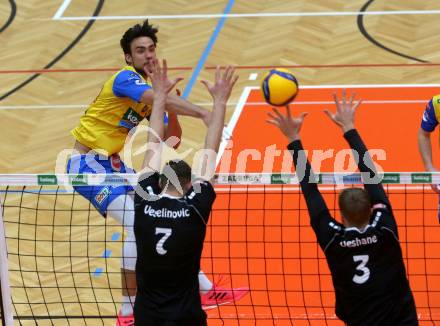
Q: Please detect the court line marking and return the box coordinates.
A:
[217,86,253,166]
[249,84,440,89]
[215,84,438,166]
[2,84,437,110]
[182,0,235,98]
[249,73,258,80]
[52,10,440,21]
[0,99,429,110]
[53,0,72,19]
[93,267,103,277]
[4,63,440,74]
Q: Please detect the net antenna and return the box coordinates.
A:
[0,198,13,326]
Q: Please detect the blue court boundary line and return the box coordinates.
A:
[182,0,235,99]
[93,233,121,277]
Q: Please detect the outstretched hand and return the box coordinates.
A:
[144,59,183,96]
[201,66,239,104]
[266,105,308,142]
[324,89,362,133]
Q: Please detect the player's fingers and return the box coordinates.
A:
[286,105,292,119]
[230,67,237,82]
[349,92,356,107]
[223,65,232,82]
[215,66,221,82]
[353,99,363,111]
[169,78,184,92]
[267,112,281,123]
[332,93,341,111]
[226,66,235,82]
[230,75,239,89]
[144,66,153,78]
[342,89,347,107]
[162,59,168,76]
[144,63,152,75]
[222,66,229,81]
[266,119,280,127]
[272,107,284,120]
[200,80,211,91]
[152,58,159,71]
[267,112,278,120]
[299,112,308,121]
[323,109,336,122]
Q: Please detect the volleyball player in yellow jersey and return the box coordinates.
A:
[418,95,440,222]
[67,20,248,326]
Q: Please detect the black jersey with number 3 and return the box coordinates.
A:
[134,173,216,322]
[289,129,418,326]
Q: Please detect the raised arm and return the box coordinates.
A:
[141,59,179,173]
[324,90,390,208]
[193,66,238,181]
[140,86,211,126]
[267,106,338,249]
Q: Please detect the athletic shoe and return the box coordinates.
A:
[116,311,134,326]
[201,276,249,309]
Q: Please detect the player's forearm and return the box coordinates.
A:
[193,101,225,181]
[288,140,329,219]
[165,94,209,120]
[418,128,436,171]
[343,129,389,205]
[204,100,226,152]
[142,95,166,171]
[141,90,209,120]
[149,96,166,141]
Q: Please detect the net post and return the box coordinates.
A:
[0,198,13,326]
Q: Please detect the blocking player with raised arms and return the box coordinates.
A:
[134,62,246,325]
[66,20,246,325]
[267,91,418,326]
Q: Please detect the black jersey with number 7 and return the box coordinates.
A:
[134,172,216,321]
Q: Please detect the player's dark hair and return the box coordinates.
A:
[338,188,371,226]
[120,19,158,55]
[160,160,192,192]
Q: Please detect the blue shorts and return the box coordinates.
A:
[66,154,134,217]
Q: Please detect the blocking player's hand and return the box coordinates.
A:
[144,58,183,96]
[266,105,308,142]
[201,66,239,105]
[324,89,362,133]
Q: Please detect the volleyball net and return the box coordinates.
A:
[0,173,439,326]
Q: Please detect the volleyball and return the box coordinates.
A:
[261,68,299,106]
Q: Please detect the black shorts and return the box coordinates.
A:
[134,313,207,326]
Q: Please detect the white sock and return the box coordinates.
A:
[198,270,213,294]
[120,295,135,316]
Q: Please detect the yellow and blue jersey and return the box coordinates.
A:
[421,95,440,133]
[71,65,153,155]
